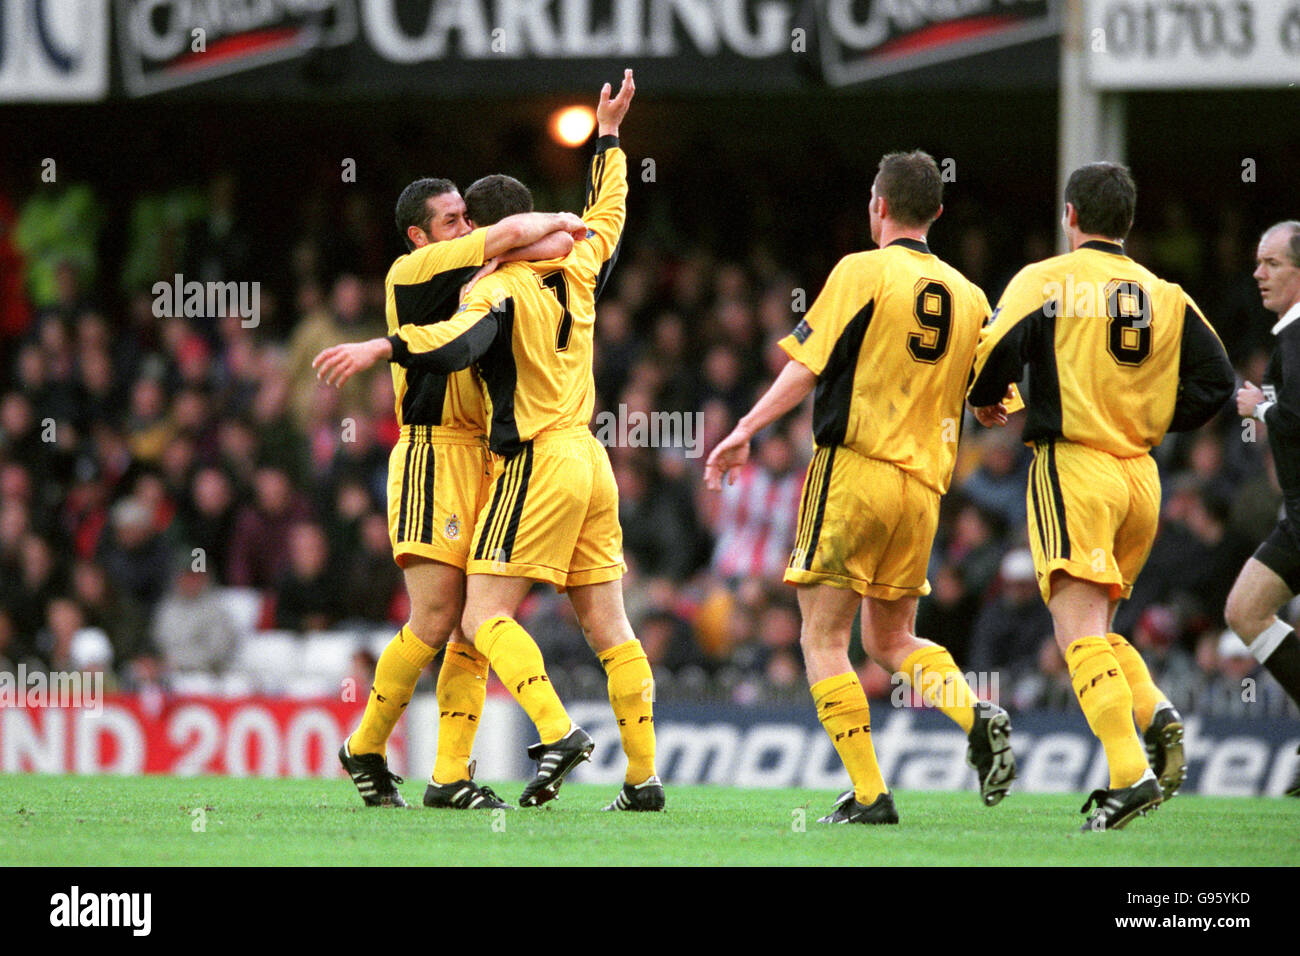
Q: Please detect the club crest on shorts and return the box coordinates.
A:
[444,514,460,540]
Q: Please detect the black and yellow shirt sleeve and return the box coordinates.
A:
[569,135,627,301]
[968,265,1048,407]
[779,255,876,376]
[387,278,505,374]
[386,228,488,334]
[1169,296,1234,433]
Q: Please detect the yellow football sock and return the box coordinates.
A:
[1107,633,1167,732]
[433,641,490,784]
[812,672,887,804]
[473,615,570,744]
[898,644,977,734]
[350,625,437,757]
[599,639,657,784]
[1066,636,1149,788]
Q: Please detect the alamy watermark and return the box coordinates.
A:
[0,665,104,716]
[593,404,703,458]
[1042,276,1151,327]
[50,886,150,936]
[152,273,259,327]
[890,668,999,709]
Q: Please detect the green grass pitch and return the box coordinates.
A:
[1,774,1295,866]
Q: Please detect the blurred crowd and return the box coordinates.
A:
[0,172,1296,719]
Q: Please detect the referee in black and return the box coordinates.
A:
[1228,220,1300,796]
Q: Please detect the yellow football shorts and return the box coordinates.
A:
[784,444,938,600]
[1027,439,1160,604]
[467,427,626,591]
[387,425,493,570]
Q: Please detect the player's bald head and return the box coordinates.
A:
[1261,221,1300,268]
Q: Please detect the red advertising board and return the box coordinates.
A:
[0,695,389,777]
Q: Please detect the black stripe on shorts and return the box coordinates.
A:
[397,440,416,542]
[420,444,436,544]
[500,441,534,563]
[1045,441,1071,561]
[802,445,837,570]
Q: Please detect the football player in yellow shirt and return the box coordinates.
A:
[314,174,583,809]
[969,163,1234,830]
[707,151,1015,824]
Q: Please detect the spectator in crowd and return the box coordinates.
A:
[151,565,240,675]
[756,598,804,693]
[968,549,1054,683]
[340,511,404,625]
[125,377,174,464]
[11,533,62,646]
[37,597,88,672]
[226,465,312,589]
[184,172,252,286]
[99,497,172,609]
[14,186,101,309]
[1128,606,1200,714]
[637,607,710,679]
[615,450,708,582]
[273,521,340,632]
[1010,633,1078,712]
[0,609,36,674]
[916,500,1005,665]
[959,426,1030,530]
[708,430,803,583]
[593,300,640,402]
[1200,630,1298,718]
[71,559,152,668]
[1115,482,1254,644]
[286,273,375,429]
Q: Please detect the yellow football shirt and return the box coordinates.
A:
[383,226,489,431]
[968,240,1234,457]
[779,238,990,495]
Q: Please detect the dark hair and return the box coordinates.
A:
[874,151,943,227]
[395,178,458,251]
[464,174,533,226]
[1064,163,1137,240]
[1263,221,1300,268]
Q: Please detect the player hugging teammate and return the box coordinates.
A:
[315,71,662,812]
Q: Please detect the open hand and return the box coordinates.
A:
[704,426,752,491]
[312,339,389,388]
[597,69,635,137]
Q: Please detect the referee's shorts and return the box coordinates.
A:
[1253,516,1300,594]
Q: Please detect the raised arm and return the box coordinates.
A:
[586,69,634,256]
[566,70,634,298]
